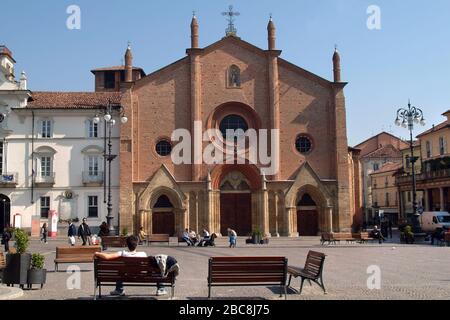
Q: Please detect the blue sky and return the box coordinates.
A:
[2,0,450,146]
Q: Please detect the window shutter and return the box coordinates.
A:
[85,119,90,138]
[37,120,43,138]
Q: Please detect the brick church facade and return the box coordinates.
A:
[116,16,358,237]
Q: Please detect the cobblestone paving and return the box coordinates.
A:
[11,236,450,300]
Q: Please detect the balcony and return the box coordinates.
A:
[396,168,450,185]
[0,173,18,187]
[82,171,104,186]
[35,173,55,187]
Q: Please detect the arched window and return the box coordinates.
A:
[228,65,241,87]
[219,114,248,140]
[153,195,173,208]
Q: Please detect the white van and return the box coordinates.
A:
[419,211,450,233]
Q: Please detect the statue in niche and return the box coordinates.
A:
[229,66,241,87]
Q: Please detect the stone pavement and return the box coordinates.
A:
[5,236,450,300]
[0,285,23,300]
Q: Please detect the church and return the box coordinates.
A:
[111,12,360,237]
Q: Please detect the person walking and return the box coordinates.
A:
[388,219,393,239]
[2,225,11,252]
[227,228,237,248]
[67,219,77,246]
[98,221,109,250]
[40,223,48,244]
[78,218,92,246]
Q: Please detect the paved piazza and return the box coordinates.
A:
[13,235,450,300]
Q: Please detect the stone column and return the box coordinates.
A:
[260,190,269,236]
[325,206,333,232]
[286,206,298,237]
[273,192,280,237]
[423,189,430,211]
[440,187,445,211]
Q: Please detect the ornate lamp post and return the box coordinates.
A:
[395,101,425,230]
[93,101,128,235]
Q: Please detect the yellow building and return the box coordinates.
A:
[370,162,401,225]
[396,110,450,216]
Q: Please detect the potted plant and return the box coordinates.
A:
[2,228,31,288]
[27,253,46,289]
[251,228,263,244]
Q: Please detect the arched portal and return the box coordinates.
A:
[151,194,175,235]
[296,194,318,236]
[0,194,11,232]
[295,185,328,236]
[217,168,256,236]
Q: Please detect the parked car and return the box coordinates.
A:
[419,211,450,234]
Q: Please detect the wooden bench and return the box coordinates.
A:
[54,246,101,271]
[94,256,176,300]
[146,234,170,246]
[288,251,327,294]
[353,232,375,244]
[320,232,356,245]
[208,256,288,299]
[101,236,127,249]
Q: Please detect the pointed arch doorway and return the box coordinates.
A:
[151,195,175,235]
[296,193,319,236]
[219,171,252,236]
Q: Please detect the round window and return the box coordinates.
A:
[155,140,172,156]
[219,114,248,140]
[295,135,312,154]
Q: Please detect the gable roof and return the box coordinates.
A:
[362,144,402,159]
[354,131,406,150]
[135,35,333,89]
[416,121,450,138]
[25,91,121,109]
[370,162,402,175]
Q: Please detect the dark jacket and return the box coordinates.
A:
[98,225,109,237]
[78,223,91,237]
[2,229,11,242]
[68,224,76,237]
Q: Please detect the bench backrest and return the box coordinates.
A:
[94,256,175,284]
[0,252,5,269]
[332,233,353,239]
[148,234,170,242]
[56,246,101,260]
[101,236,127,247]
[303,251,326,278]
[208,256,287,284]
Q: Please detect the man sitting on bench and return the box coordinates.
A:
[95,235,167,296]
[370,225,385,244]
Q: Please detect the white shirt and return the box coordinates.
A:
[118,250,147,258]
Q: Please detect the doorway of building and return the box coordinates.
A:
[220,193,252,236]
[297,193,318,236]
[152,195,175,235]
[0,194,11,232]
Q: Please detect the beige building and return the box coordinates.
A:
[370,162,401,225]
[397,110,450,216]
[396,142,424,218]
[354,132,409,224]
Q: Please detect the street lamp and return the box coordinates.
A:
[93,101,128,235]
[395,101,425,231]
